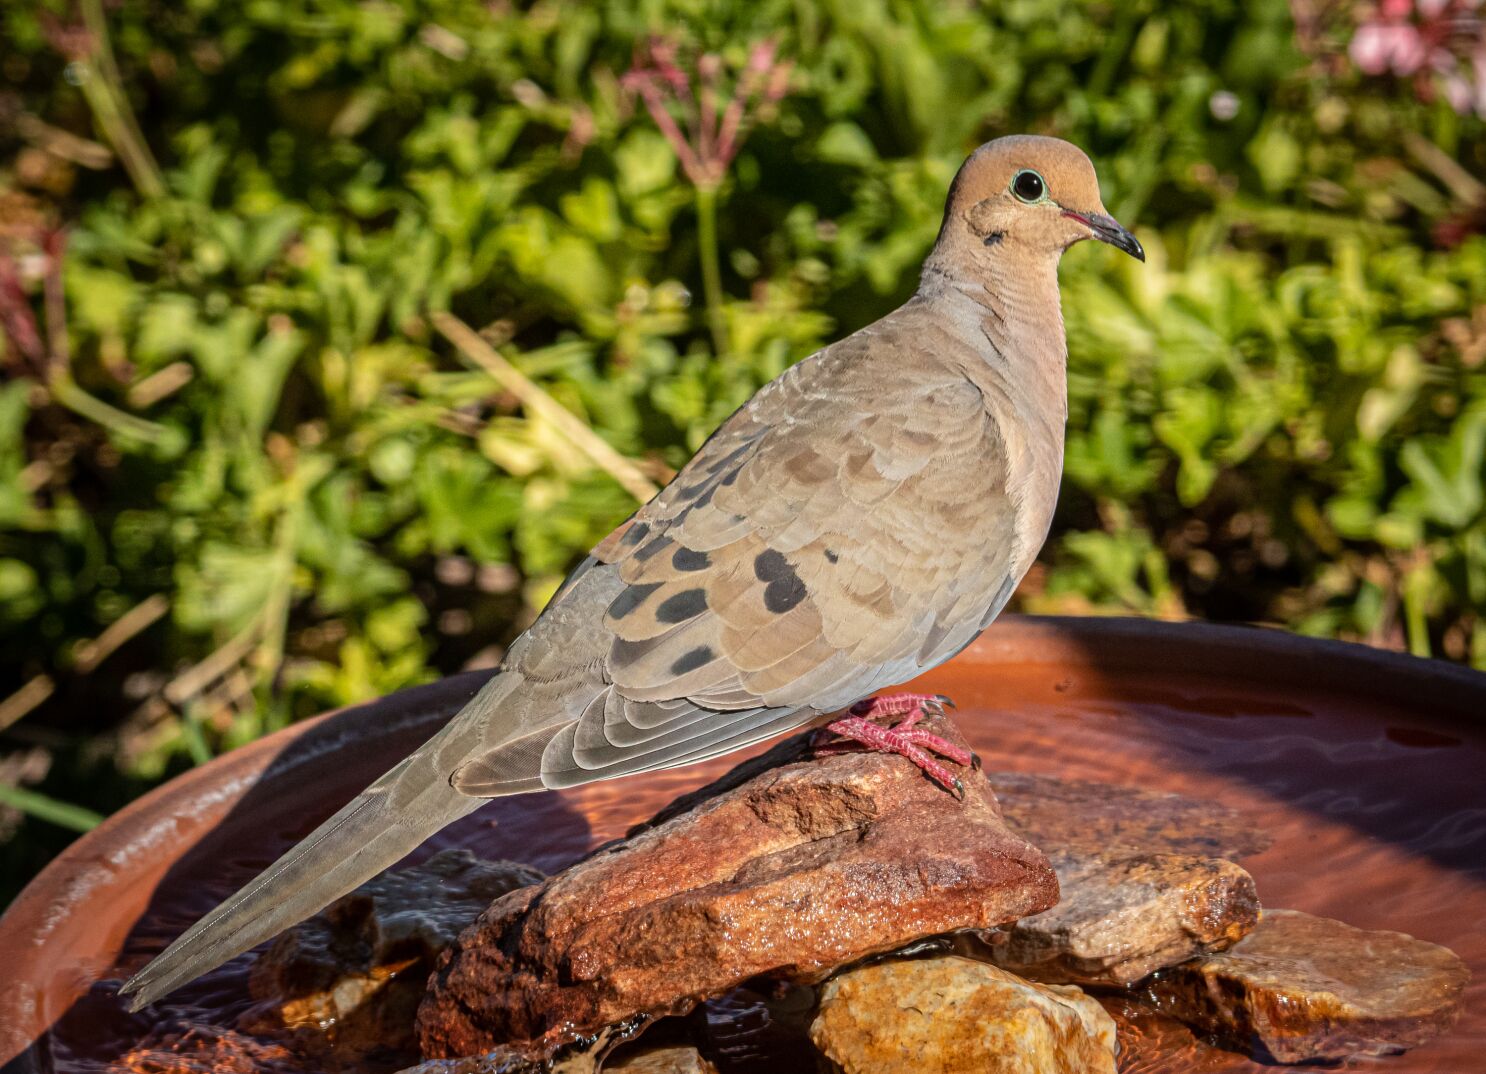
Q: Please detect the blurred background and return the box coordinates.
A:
[1,0,1484,904]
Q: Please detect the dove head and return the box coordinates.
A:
[930,135,1144,275]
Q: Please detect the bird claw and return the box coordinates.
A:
[815,693,974,798]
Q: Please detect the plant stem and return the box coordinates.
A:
[433,311,659,501]
[77,0,164,199]
[694,183,728,358]
[51,377,170,443]
[0,784,104,832]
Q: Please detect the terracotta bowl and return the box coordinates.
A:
[3,615,1485,1073]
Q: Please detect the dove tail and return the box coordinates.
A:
[118,707,526,1011]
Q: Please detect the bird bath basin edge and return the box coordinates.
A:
[2,614,1484,1073]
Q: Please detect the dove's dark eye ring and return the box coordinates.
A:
[1011,169,1047,203]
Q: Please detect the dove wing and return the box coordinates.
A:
[455,316,1026,793]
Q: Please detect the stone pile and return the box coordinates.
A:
[216,712,1468,1074]
[415,714,1058,1057]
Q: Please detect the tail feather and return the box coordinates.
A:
[119,736,484,1011]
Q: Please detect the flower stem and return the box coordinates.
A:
[694,182,728,357]
[78,0,164,199]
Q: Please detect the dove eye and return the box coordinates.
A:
[1011,169,1047,203]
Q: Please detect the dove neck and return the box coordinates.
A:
[916,249,1068,423]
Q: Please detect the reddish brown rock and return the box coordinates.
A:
[990,851,1260,985]
[1146,909,1471,1062]
[989,771,1272,861]
[246,849,542,1069]
[417,715,1058,1058]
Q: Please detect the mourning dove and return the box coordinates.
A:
[122,134,1143,1009]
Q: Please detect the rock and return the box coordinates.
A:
[392,1022,644,1074]
[606,1045,719,1073]
[983,772,1265,986]
[117,1023,308,1074]
[808,955,1117,1074]
[247,849,543,1068]
[418,714,1058,1058]
[1145,909,1471,1062]
[990,851,1260,985]
[989,771,1271,861]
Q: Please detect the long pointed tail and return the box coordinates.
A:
[119,721,494,1011]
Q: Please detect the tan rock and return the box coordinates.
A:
[606,1046,719,1073]
[991,851,1260,985]
[417,715,1058,1058]
[1147,909,1470,1062]
[392,1022,657,1074]
[809,955,1117,1074]
[247,849,543,1068]
[984,772,1264,987]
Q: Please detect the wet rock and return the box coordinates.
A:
[607,1045,719,1073]
[989,771,1271,861]
[990,851,1260,985]
[117,1022,307,1074]
[1146,909,1470,1062]
[983,772,1265,986]
[392,1021,643,1074]
[247,849,543,1068]
[808,955,1117,1074]
[418,714,1058,1058]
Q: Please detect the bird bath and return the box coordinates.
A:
[2,615,1483,1072]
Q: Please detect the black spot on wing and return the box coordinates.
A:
[754,550,807,614]
[609,582,662,620]
[672,546,710,571]
[670,646,714,675]
[824,549,840,564]
[765,578,807,614]
[636,536,675,562]
[622,521,651,546]
[754,549,791,583]
[656,588,708,624]
[705,443,753,474]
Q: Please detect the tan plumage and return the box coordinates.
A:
[121,135,1142,1009]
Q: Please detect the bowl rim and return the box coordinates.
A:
[2,614,1483,1068]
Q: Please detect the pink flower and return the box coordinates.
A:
[1341,0,1486,116]
[623,37,792,189]
[1350,22,1429,73]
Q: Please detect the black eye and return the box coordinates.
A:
[1011,169,1046,203]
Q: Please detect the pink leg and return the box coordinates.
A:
[814,693,977,797]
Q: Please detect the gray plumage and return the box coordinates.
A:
[121,135,1142,1010]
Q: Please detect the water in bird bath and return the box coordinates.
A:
[24,620,1486,1073]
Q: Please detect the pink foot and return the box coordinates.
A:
[813,693,977,798]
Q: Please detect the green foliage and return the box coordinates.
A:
[2,0,1486,893]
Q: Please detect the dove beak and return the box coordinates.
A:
[1062,209,1145,262]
